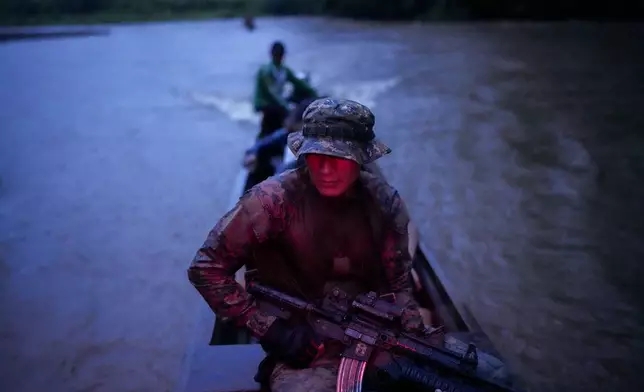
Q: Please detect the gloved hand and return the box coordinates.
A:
[259,318,324,369]
[402,307,425,332]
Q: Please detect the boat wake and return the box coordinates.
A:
[328,77,400,109]
[184,91,261,125]
[179,77,401,126]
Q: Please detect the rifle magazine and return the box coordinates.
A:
[337,357,367,392]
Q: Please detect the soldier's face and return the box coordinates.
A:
[305,154,360,197]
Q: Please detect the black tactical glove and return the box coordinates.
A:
[259,318,324,369]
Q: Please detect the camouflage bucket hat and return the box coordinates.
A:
[287,98,391,165]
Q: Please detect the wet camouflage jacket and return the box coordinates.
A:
[188,167,422,337]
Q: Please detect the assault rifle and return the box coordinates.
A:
[245,270,517,392]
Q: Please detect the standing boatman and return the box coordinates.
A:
[247,41,318,189]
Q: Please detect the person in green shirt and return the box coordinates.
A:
[247,41,318,189]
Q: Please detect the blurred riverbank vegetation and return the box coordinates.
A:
[1,0,642,26]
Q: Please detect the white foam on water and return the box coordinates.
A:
[328,77,401,109]
[185,91,261,125]
[180,77,402,126]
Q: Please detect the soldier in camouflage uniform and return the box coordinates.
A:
[188,98,510,392]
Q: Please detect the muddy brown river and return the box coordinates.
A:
[1,17,643,392]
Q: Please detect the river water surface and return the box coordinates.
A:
[1,17,643,392]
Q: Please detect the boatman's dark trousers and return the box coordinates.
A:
[245,105,289,189]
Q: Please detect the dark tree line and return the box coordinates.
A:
[308,0,644,20]
[0,0,246,20]
[1,0,643,23]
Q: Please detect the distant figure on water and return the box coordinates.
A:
[243,16,255,31]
